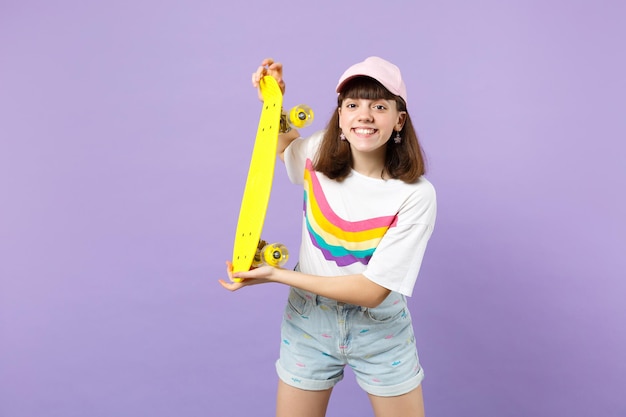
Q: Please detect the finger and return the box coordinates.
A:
[232,265,272,281]
[228,262,259,282]
[269,61,282,71]
[218,278,244,291]
[226,260,234,281]
[267,62,283,79]
[252,66,267,87]
[261,57,274,67]
[267,62,285,92]
[231,268,253,280]
[253,59,275,84]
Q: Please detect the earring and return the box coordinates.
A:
[394,131,402,144]
[340,132,347,141]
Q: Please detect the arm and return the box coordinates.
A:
[236,59,391,306]
[277,129,300,162]
[219,263,391,308]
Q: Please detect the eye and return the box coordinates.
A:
[345,102,357,109]
[373,104,387,110]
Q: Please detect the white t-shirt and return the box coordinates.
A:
[284,130,437,297]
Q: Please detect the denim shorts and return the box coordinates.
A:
[276,287,424,397]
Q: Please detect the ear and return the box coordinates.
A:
[396,111,407,131]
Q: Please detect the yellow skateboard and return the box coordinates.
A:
[231,75,313,279]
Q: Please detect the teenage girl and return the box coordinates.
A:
[220,56,437,417]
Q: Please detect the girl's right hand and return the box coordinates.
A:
[251,58,285,101]
[218,261,273,292]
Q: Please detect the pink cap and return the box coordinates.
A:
[335,56,407,104]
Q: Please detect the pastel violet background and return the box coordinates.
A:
[1,1,624,416]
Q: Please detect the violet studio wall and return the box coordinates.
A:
[1,1,624,416]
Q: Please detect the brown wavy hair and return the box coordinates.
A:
[313,76,426,183]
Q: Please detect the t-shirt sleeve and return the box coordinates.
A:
[284,130,324,185]
[362,180,437,297]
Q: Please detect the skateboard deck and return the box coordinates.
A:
[231,75,283,275]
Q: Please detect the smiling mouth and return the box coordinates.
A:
[353,128,377,135]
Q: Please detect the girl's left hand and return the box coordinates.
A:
[218,261,275,291]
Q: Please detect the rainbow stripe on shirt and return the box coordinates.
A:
[303,159,398,266]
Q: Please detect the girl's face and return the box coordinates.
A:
[338,98,406,157]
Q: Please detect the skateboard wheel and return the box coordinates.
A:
[251,242,289,268]
[288,104,314,129]
[261,243,289,267]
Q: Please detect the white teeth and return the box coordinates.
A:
[354,128,376,134]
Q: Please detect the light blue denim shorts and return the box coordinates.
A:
[276,287,424,397]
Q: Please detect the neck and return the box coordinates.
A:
[351,149,388,179]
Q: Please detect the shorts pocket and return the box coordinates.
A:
[365,299,407,323]
[286,288,310,316]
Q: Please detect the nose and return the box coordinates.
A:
[357,106,373,122]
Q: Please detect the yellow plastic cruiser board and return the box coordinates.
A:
[231,76,284,275]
